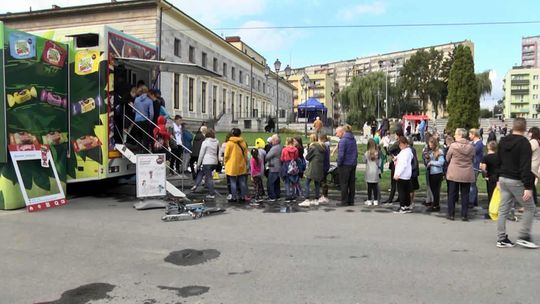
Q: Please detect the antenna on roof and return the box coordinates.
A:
[29,6,32,12]
[52,5,61,9]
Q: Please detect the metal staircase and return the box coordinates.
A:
[117,103,191,199]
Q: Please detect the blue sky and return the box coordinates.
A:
[3,0,540,107]
[176,0,540,107]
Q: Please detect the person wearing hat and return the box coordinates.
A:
[255,138,267,165]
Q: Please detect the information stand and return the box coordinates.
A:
[136,154,166,198]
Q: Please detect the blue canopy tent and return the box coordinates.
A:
[297,97,327,123]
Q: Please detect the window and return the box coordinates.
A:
[246,96,250,117]
[534,75,539,80]
[174,38,181,57]
[173,73,180,109]
[280,109,286,118]
[232,67,236,80]
[212,85,217,116]
[263,82,266,93]
[222,88,227,113]
[534,85,539,90]
[239,70,243,83]
[189,46,195,63]
[188,78,194,111]
[202,52,207,68]
[222,63,227,77]
[251,77,255,88]
[257,80,261,91]
[239,94,242,117]
[201,81,207,113]
[213,58,218,72]
[534,94,539,100]
[230,91,235,115]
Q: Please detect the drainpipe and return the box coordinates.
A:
[157,6,163,89]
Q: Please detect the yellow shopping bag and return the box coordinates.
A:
[489,187,501,221]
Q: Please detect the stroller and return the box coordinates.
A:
[328,165,340,190]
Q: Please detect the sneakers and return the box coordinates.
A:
[298,200,312,207]
[373,200,379,206]
[311,199,319,206]
[394,206,412,214]
[364,200,372,206]
[317,196,329,204]
[516,236,540,249]
[496,235,515,248]
[205,194,215,199]
[190,186,197,191]
[226,194,232,200]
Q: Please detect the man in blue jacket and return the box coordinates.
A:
[469,129,484,207]
[133,86,154,152]
[336,125,358,206]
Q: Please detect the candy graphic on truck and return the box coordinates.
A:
[42,41,67,68]
[75,50,100,75]
[40,89,67,108]
[9,32,36,59]
[7,86,38,107]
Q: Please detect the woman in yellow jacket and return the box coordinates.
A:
[224,128,249,202]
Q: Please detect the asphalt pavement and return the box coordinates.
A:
[1,182,539,304]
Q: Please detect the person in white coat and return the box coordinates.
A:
[393,136,414,213]
[191,129,220,198]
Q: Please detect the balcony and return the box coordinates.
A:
[511,89,529,95]
[510,100,528,104]
[511,79,529,86]
[511,108,529,113]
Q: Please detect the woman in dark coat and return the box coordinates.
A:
[300,134,326,206]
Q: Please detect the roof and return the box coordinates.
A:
[402,114,429,121]
[115,57,221,78]
[298,97,327,109]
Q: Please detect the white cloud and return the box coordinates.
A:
[0,0,117,13]
[480,68,504,108]
[172,0,267,27]
[233,20,303,53]
[338,1,386,21]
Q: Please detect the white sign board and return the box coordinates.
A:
[9,144,67,212]
[136,154,167,198]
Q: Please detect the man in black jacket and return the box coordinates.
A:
[496,117,538,249]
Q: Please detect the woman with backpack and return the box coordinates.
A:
[224,128,249,203]
[300,134,326,207]
[281,137,300,201]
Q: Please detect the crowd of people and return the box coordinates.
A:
[121,86,538,248]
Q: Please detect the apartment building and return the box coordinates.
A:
[0,0,294,131]
[292,40,474,118]
[287,73,337,120]
[503,67,540,119]
[522,35,540,68]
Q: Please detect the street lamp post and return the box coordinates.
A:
[300,74,310,137]
[379,59,395,118]
[265,59,291,134]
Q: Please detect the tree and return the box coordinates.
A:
[476,70,492,98]
[493,98,504,116]
[480,108,492,118]
[400,48,450,118]
[338,72,386,128]
[446,45,479,132]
